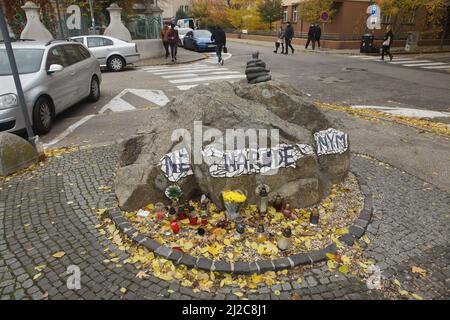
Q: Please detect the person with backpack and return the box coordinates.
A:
[168,23,180,63]
[274,26,285,54]
[211,25,227,65]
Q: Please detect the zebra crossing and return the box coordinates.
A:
[348,55,450,71]
[141,57,244,91]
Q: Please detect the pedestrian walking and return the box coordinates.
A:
[381,26,394,61]
[211,25,227,65]
[160,23,170,58]
[315,24,322,49]
[168,23,179,62]
[305,24,316,50]
[274,26,285,54]
[284,21,295,54]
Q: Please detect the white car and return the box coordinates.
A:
[178,28,193,47]
[0,40,101,134]
[69,35,140,72]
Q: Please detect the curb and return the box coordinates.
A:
[107,174,373,274]
[135,54,208,68]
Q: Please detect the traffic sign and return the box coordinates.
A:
[320,11,329,22]
[371,4,377,15]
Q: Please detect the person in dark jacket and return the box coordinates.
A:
[168,23,180,62]
[305,24,316,50]
[283,21,295,54]
[381,26,394,61]
[315,24,322,49]
[211,25,227,65]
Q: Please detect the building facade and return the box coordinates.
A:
[278,0,450,49]
[159,0,192,22]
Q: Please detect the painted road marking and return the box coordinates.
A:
[422,65,450,69]
[351,105,450,119]
[387,59,428,64]
[43,115,95,148]
[153,67,225,75]
[163,71,241,79]
[169,74,246,84]
[402,62,448,67]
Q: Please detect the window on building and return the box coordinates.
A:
[401,9,416,24]
[283,7,288,22]
[292,5,298,23]
[185,6,189,13]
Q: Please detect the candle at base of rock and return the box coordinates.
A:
[201,214,208,226]
[168,207,177,221]
[283,203,292,220]
[236,223,245,240]
[277,228,292,251]
[273,194,283,212]
[257,224,266,243]
[189,214,198,226]
[155,202,166,221]
[310,209,319,226]
[170,221,180,234]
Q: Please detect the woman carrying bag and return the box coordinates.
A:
[274,26,285,54]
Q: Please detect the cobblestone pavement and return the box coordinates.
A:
[0,145,448,300]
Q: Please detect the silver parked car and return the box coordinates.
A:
[69,35,140,72]
[0,40,101,134]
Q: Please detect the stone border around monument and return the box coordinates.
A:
[107,172,372,274]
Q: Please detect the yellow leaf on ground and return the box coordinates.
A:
[394,279,401,287]
[234,292,244,297]
[411,266,427,277]
[251,274,262,284]
[33,273,42,280]
[399,290,409,296]
[336,227,349,235]
[339,265,349,275]
[361,235,371,244]
[34,264,46,272]
[52,251,65,258]
[120,287,127,294]
[274,290,281,296]
[327,260,336,271]
[411,293,423,300]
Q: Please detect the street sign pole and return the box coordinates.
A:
[0,4,36,147]
[88,0,96,35]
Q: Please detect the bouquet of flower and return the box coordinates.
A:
[222,190,247,221]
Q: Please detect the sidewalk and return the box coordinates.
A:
[135,48,207,67]
[228,37,450,56]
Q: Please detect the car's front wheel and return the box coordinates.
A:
[32,96,53,135]
[88,76,100,102]
[107,55,125,72]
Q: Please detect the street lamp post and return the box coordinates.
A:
[0,4,36,147]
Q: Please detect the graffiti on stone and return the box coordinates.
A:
[202,144,312,178]
[314,128,349,156]
[159,148,193,182]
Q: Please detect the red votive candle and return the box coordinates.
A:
[189,215,198,226]
[170,221,180,234]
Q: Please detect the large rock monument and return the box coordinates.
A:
[114,79,350,212]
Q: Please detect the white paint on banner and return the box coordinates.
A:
[314,128,349,156]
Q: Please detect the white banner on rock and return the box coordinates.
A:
[314,128,349,156]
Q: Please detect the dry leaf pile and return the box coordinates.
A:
[124,173,363,262]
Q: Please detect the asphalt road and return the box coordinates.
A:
[39,43,450,148]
